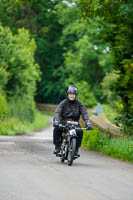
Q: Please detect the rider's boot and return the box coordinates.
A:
[53,146,60,154]
[75,148,80,157]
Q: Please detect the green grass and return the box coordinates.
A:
[100,137,133,161]
[0,111,50,136]
[41,111,54,116]
[82,129,133,162]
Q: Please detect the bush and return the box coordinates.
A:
[0,67,9,86]
[0,89,9,120]
[115,113,133,135]
[0,118,21,135]
[0,111,50,136]
[82,128,102,150]
[0,26,40,98]
[82,129,133,162]
[9,97,36,123]
[0,24,41,126]
[114,59,133,135]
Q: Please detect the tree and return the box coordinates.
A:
[0,25,40,122]
[79,0,133,134]
[0,0,65,104]
[55,1,113,104]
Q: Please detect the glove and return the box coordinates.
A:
[85,120,93,130]
[53,119,60,127]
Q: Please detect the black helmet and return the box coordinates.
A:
[67,85,78,96]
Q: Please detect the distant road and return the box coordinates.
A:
[0,116,133,200]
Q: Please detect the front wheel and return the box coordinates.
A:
[67,137,76,166]
[60,146,65,163]
[60,140,67,163]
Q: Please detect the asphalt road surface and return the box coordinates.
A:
[0,117,133,200]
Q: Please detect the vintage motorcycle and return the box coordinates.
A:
[56,121,87,166]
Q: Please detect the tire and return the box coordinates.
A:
[60,157,65,162]
[60,143,66,163]
[67,138,76,166]
[60,145,65,162]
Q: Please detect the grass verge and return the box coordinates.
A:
[82,129,133,162]
[0,111,50,136]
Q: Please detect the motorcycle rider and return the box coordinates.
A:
[53,85,93,156]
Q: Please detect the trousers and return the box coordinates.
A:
[53,126,83,150]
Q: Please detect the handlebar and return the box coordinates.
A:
[58,124,88,130]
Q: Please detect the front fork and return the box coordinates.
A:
[68,136,77,151]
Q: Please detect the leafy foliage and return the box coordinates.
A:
[0,0,65,103]
[0,89,9,121]
[55,2,113,103]
[0,112,49,136]
[82,128,101,150]
[79,0,133,134]
[0,24,40,125]
[0,0,113,105]
[75,81,97,108]
[82,129,133,162]
[0,0,132,134]
[101,71,121,110]
[0,26,40,97]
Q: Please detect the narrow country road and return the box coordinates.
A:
[0,116,133,200]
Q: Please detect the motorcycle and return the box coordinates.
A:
[56,120,87,166]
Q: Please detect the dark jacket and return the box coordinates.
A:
[54,99,89,122]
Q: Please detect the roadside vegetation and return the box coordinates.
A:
[82,129,133,163]
[0,25,49,135]
[41,111,55,116]
[0,1,132,141]
[0,111,49,136]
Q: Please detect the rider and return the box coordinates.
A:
[53,85,93,156]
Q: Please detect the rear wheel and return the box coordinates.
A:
[67,138,76,166]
